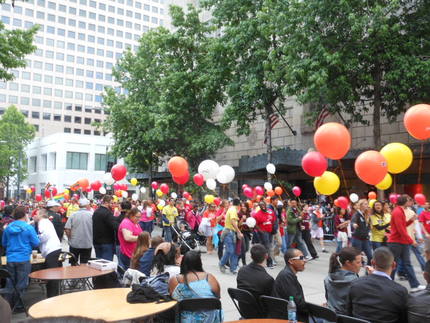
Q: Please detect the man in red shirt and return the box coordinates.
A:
[253,201,275,268]
[388,195,424,291]
[419,202,430,240]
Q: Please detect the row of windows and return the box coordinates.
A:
[18,110,102,123]
[6,81,110,93]
[32,45,128,61]
[29,151,106,173]
[35,33,141,47]
[23,57,113,71]
[6,69,112,83]
[64,129,102,136]
[0,92,103,104]
[18,106,106,114]
[34,36,135,52]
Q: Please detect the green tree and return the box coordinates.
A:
[201,0,292,179]
[0,106,35,197]
[279,0,430,147]
[0,1,38,81]
[103,5,232,174]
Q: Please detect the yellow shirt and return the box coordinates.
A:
[370,213,391,242]
[162,205,178,226]
[225,206,239,231]
[66,203,80,218]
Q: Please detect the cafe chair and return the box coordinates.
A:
[59,251,78,266]
[337,314,371,323]
[0,268,28,315]
[177,297,222,322]
[306,302,337,323]
[227,287,264,319]
[260,295,289,319]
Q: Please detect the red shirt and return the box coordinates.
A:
[388,206,414,245]
[419,211,430,234]
[216,208,226,227]
[253,208,274,233]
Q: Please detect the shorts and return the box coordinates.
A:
[311,227,324,239]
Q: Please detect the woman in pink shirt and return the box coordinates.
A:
[118,208,143,269]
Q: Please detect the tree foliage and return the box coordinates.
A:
[277,0,430,146]
[103,5,232,171]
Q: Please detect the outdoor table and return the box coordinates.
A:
[29,264,114,293]
[1,253,46,265]
[28,288,177,322]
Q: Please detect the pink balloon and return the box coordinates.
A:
[254,186,264,196]
[51,187,58,196]
[292,186,302,197]
[301,151,328,177]
[91,181,103,191]
[415,193,426,205]
[193,174,204,186]
[242,184,249,191]
[337,196,349,209]
[160,183,169,194]
[0,200,5,208]
[243,187,253,198]
[113,183,120,191]
[151,181,159,190]
[389,193,398,204]
[183,191,190,199]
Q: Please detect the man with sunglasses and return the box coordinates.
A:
[271,248,308,322]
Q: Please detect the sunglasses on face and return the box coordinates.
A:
[291,255,305,261]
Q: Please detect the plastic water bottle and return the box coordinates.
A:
[287,296,297,323]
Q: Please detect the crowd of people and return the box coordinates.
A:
[0,191,429,323]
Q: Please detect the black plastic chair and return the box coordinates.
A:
[59,251,78,266]
[337,314,371,323]
[260,295,289,319]
[227,288,264,319]
[177,298,222,322]
[307,302,337,322]
[0,268,27,315]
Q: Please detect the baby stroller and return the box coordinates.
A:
[172,220,206,254]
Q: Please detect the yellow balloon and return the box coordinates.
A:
[313,171,340,195]
[375,173,392,190]
[369,199,377,208]
[130,178,138,186]
[113,195,118,201]
[26,188,32,194]
[204,194,215,204]
[380,142,413,174]
[64,189,70,195]
[156,189,163,197]
[157,204,164,210]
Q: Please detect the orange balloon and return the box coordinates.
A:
[78,178,89,189]
[187,194,192,201]
[404,104,430,140]
[355,150,388,185]
[274,186,283,195]
[314,122,351,160]
[334,199,339,207]
[115,190,122,197]
[368,191,377,200]
[167,156,189,177]
[256,195,263,202]
[267,190,275,197]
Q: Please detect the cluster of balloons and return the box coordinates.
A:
[196,160,235,190]
[168,156,190,185]
[242,184,285,199]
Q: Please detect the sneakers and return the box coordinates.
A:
[322,249,329,253]
[219,264,226,273]
[411,285,426,292]
[230,269,238,275]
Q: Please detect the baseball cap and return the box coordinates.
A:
[46,200,61,207]
[78,198,90,207]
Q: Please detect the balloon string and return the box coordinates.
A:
[418,143,424,184]
[337,160,350,197]
[273,174,291,198]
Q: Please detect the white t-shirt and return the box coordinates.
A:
[38,218,62,257]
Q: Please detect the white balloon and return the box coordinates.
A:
[266,163,276,175]
[122,191,129,198]
[198,160,219,180]
[103,173,115,185]
[206,178,216,190]
[171,192,177,199]
[349,193,359,203]
[131,193,138,201]
[216,165,235,184]
[159,199,166,206]
[246,217,256,228]
[99,187,106,195]
[140,187,146,194]
[264,182,273,191]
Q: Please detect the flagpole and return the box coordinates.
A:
[271,103,297,136]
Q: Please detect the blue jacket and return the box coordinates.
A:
[138,248,155,276]
[2,220,40,262]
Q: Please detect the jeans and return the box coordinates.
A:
[139,221,153,234]
[5,261,32,310]
[411,244,426,271]
[336,240,343,253]
[119,251,131,270]
[258,231,273,267]
[371,241,384,250]
[301,230,318,258]
[94,244,114,261]
[240,232,250,266]
[69,247,92,264]
[351,238,372,265]
[388,243,420,288]
[220,231,238,272]
[281,232,289,254]
[288,231,309,257]
[44,249,62,298]
[163,226,173,242]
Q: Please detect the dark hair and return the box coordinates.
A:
[397,194,409,206]
[180,251,204,287]
[152,243,178,274]
[4,205,14,217]
[151,236,164,250]
[250,244,268,264]
[232,198,240,206]
[102,195,112,204]
[121,200,132,210]
[328,247,361,273]
[372,200,383,214]
[290,198,298,202]
[284,248,299,264]
[373,247,394,270]
[125,208,140,219]
[271,196,279,202]
[12,206,26,220]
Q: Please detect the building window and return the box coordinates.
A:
[32,111,40,119]
[49,152,56,170]
[94,130,101,136]
[66,152,88,170]
[64,127,71,133]
[94,154,107,171]
[41,154,47,171]
[73,129,81,134]
[75,106,82,112]
[84,129,91,135]
[75,116,81,123]
[29,156,37,173]
[43,113,51,120]
[53,114,61,121]
[33,124,39,131]
[64,115,72,122]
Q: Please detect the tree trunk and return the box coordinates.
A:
[373,66,382,149]
[6,175,9,199]
[266,108,273,182]
[148,162,153,200]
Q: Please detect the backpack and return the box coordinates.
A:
[141,272,170,296]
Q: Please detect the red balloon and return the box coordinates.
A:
[243,187,253,198]
[337,196,349,209]
[214,197,222,206]
[368,191,377,200]
[115,190,122,197]
[91,181,102,191]
[292,186,302,197]
[120,183,128,191]
[254,186,264,196]
[168,156,189,178]
[151,181,159,190]
[85,187,92,193]
[389,193,398,204]
[111,164,127,181]
[35,194,42,202]
[415,193,426,205]
[301,151,328,177]
[160,183,169,194]
[44,190,51,198]
[193,174,204,186]
[173,172,189,185]
[354,150,388,185]
[51,187,58,196]
[404,104,430,140]
[183,191,190,199]
[113,183,121,191]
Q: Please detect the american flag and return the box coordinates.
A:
[264,112,280,144]
[315,107,330,129]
